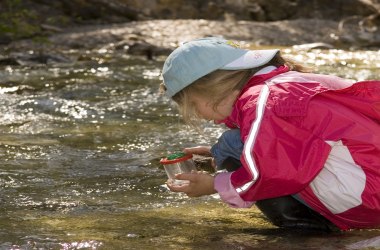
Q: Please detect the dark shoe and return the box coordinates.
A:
[255,196,338,232]
[220,157,338,232]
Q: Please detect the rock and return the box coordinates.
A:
[125,42,172,60]
[0,34,12,45]
[2,18,380,55]
[0,57,19,66]
[0,53,73,66]
[193,155,215,173]
[40,24,63,32]
[1,0,380,49]
[43,19,356,50]
[292,42,335,51]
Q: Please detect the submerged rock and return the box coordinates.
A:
[193,155,215,173]
[0,53,73,66]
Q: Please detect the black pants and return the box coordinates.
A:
[221,157,338,232]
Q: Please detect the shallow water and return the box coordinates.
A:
[0,47,379,249]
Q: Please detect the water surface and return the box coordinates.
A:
[0,47,379,249]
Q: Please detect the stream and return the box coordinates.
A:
[0,46,379,249]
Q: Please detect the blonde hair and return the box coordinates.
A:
[160,52,311,125]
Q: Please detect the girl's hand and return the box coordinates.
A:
[166,171,216,197]
[183,146,212,156]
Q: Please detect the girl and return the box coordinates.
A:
[160,37,380,231]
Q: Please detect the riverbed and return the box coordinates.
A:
[0,46,379,249]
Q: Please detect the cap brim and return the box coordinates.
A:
[221,49,279,70]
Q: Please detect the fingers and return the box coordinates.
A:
[174,172,200,182]
[166,172,215,197]
[167,182,199,197]
[183,146,212,156]
[167,181,190,192]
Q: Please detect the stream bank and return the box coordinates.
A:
[1,18,379,67]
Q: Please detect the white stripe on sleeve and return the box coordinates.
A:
[236,84,270,194]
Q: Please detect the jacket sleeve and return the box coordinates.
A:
[214,84,332,207]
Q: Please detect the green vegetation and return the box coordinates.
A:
[0,0,41,40]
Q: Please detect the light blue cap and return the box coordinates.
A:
[162,37,279,97]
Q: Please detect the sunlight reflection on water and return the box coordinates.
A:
[0,47,379,249]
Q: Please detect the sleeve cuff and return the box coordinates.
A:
[214,172,255,208]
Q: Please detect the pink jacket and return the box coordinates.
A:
[214,66,380,230]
